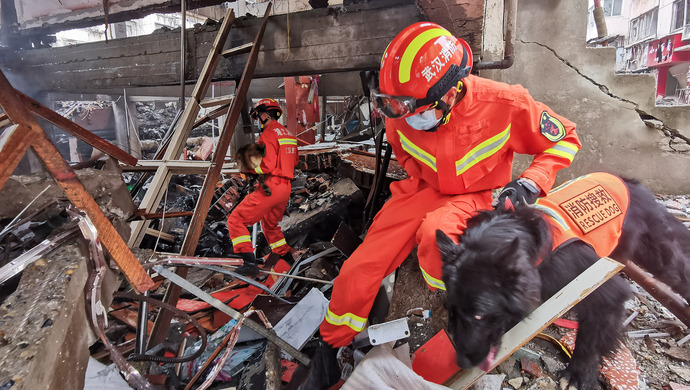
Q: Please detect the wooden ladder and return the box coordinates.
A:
[136,4,275,347]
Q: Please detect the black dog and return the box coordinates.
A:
[235,143,271,196]
[437,173,690,389]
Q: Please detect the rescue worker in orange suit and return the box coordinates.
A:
[320,22,581,347]
[228,98,299,276]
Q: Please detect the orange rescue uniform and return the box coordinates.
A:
[533,172,629,260]
[321,75,581,347]
[227,121,298,256]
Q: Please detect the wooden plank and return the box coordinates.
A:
[144,228,176,242]
[17,91,138,166]
[130,210,194,221]
[0,69,154,293]
[221,43,253,58]
[446,257,624,389]
[199,95,234,108]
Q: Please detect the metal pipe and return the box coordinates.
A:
[180,0,186,109]
[134,274,149,356]
[475,0,518,70]
[593,0,608,39]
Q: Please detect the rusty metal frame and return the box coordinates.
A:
[0,68,154,293]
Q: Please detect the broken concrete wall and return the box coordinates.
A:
[485,0,690,194]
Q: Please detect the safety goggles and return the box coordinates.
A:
[371,63,471,119]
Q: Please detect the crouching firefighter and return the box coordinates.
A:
[319,22,581,347]
[227,98,299,276]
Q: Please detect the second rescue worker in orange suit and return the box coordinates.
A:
[320,22,582,347]
[228,99,298,276]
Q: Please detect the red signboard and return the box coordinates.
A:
[646,33,690,67]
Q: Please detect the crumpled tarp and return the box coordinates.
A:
[342,343,451,390]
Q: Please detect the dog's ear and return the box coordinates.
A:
[495,237,521,270]
[436,230,463,264]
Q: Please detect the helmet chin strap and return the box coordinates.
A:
[423,80,464,133]
[423,100,452,133]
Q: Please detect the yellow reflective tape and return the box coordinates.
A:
[397,130,437,172]
[533,202,570,231]
[324,308,367,332]
[254,166,264,174]
[420,266,446,290]
[399,28,452,84]
[269,238,287,249]
[456,125,511,175]
[543,140,579,163]
[278,138,297,146]
[232,235,252,246]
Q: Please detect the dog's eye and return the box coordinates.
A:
[474,315,483,321]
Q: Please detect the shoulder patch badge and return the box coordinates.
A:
[540,111,566,142]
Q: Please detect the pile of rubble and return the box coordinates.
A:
[1,148,689,389]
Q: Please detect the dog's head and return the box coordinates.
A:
[235,143,266,172]
[436,206,551,371]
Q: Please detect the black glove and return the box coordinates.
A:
[493,178,540,209]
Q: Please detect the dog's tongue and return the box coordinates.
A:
[479,346,498,372]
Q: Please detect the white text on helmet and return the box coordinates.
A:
[422,40,458,83]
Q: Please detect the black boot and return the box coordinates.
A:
[235,252,261,276]
[280,251,295,265]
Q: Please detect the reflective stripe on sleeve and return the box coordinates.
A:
[324,308,367,332]
[455,125,511,175]
[543,140,579,163]
[278,138,298,146]
[397,130,437,172]
[254,166,264,174]
[231,235,252,246]
[269,238,287,250]
[420,266,446,290]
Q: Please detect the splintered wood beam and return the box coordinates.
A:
[446,257,624,389]
[0,69,154,293]
[16,91,138,166]
[147,4,273,349]
[0,125,32,188]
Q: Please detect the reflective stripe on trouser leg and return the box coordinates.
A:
[227,181,287,254]
[260,179,291,256]
[321,178,477,347]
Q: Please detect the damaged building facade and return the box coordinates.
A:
[0,0,689,389]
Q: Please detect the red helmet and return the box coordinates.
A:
[372,22,472,118]
[250,98,282,119]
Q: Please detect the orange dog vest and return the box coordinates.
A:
[533,172,629,259]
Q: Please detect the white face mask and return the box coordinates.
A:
[405,109,441,131]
